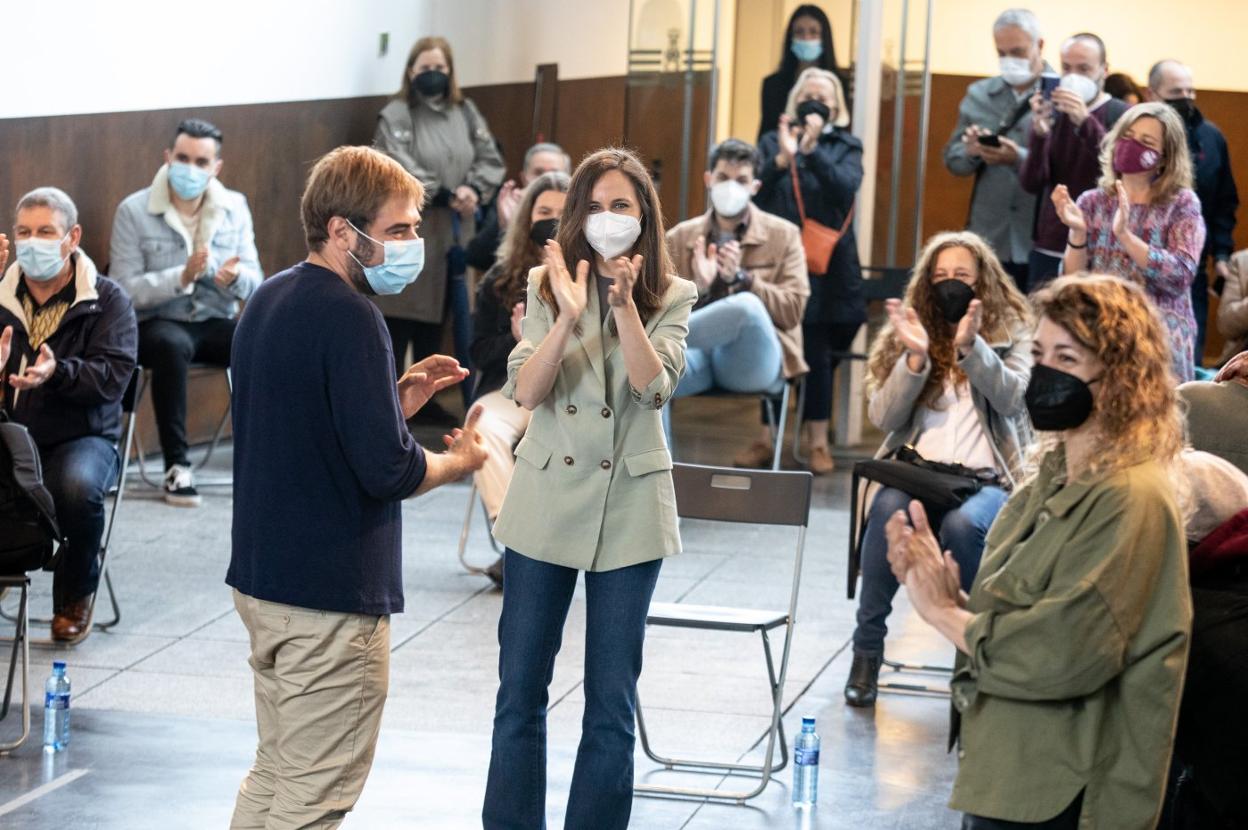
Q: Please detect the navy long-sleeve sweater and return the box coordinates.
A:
[226,262,426,615]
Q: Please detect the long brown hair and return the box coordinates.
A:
[397,36,463,105]
[538,147,674,326]
[867,231,1032,407]
[1030,274,1184,478]
[493,171,571,308]
[1097,102,1193,203]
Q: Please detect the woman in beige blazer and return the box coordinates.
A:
[482,148,697,830]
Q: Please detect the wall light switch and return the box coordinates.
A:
[379,32,389,57]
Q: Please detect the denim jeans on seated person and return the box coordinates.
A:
[39,435,120,612]
[483,549,662,830]
[662,291,784,441]
[852,484,1008,656]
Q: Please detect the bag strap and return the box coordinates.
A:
[789,161,855,234]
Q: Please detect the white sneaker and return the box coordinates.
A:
[163,464,202,507]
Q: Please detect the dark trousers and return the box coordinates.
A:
[962,791,1083,829]
[1027,250,1063,291]
[41,436,119,611]
[483,550,662,830]
[137,318,234,469]
[801,322,861,421]
[1192,266,1209,367]
[384,269,475,407]
[1001,260,1030,295]
[852,485,1008,655]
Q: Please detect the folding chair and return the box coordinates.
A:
[792,266,910,463]
[456,481,503,576]
[675,376,792,471]
[846,463,951,697]
[0,576,31,752]
[0,367,142,643]
[634,463,813,803]
[134,365,233,488]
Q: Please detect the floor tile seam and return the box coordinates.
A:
[387,584,494,653]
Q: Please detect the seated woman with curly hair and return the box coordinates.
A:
[889,274,1192,829]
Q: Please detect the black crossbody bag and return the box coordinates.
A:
[853,444,1003,511]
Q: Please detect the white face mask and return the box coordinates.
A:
[1059,72,1100,104]
[999,56,1037,87]
[709,180,751,218]
[585,212,642,260]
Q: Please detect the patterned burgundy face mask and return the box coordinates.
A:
[1113,137,1161,175]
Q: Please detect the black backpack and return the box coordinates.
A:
[0,410,61,574]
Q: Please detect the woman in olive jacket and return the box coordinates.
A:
[757,67,864,474]
[890,275,1192,829]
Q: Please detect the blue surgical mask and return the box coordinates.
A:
[16,234,71,281]
[790,38,823,62]
[168,162,214,200]
[346,220,425,295]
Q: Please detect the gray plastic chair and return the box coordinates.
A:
[634,462,813,804]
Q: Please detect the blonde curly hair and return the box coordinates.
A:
[867,231,1032,408]
[1029,274,1185,478]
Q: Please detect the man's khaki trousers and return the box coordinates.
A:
[230,589,390,830]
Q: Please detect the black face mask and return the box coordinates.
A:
[1024,365,1099,431]
[529,218,559,247]
[1164,97,1198,124]
[932,279,975,324]
[412,70,450,99]
[796,99,832,125]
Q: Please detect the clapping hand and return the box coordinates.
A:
[607,254,643,309]
[181,248,210,288]
[543,240,589,322]
[0,234,9,274]
[1051,185,1087,234]
[1215,350,1248,387]
[441,403,489,473]
[0,326,11,368]
[799,109,825,154]
[888,501,964,620]
[214,256,241,290]
[398,354,469,420]
[691,235,719,292]
[509,301,525,342]
[1112,180,1133,242]
[953,299,984,356]
[496,180,522,227]
[777,115,801,165]
[7,343,57,390]
[885,299,930,370]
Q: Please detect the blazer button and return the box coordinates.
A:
[566,404,578,415]
[601,407,611,418]
[653,393,662,406]
[564,456,574,466]
[600,460,612,470]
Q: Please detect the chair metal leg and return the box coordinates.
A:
[634,621,793,803]
[457,482,499,575]
[791,378,808,465]
[767,384,791,472]
[877,656,953,697]
[0,579,31,753]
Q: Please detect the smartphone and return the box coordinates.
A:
[976,134,1002,148]
[1040,74,1060,100]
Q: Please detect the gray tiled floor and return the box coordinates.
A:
[0,395,960,828]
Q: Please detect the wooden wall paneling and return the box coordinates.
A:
[532,64,559,147]
[552,76,629,169]
[622,72,712,229]
[462,80,538,181]
[918,74,978,257]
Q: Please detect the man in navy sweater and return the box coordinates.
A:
[226,146,487,829]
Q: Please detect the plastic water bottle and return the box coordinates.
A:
[793,717,820,807]
[42,661,70,752]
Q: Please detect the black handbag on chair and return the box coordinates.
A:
[0,412,61,575]
[846,445,1002,599]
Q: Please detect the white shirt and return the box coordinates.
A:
[912,379,999,472]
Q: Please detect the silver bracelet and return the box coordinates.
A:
[537,355,560,368]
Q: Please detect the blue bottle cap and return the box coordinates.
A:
[53,661,66,671]
[802,717,815,726]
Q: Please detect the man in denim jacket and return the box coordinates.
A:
[109,119,261,505]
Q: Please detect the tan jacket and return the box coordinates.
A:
[1216,248,1248,364]
[665,205,810,378]
[951,450,1191,828]
[492,267,698,571]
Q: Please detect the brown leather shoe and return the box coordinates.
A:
[51,597,93,642]
[806,446,835,475]
[733,439,776,469]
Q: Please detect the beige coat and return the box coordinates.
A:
[1216,248,1248,364]
[666,204,810,378]
[491,267,698,571]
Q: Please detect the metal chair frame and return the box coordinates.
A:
[676,380,792,471]
[634,463,813,804]
[0,368,143,645]
[0,576,31,753]
[133,365,233,488]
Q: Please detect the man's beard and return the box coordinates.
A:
[347,237,376,295]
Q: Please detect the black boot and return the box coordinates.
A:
[844,652,882,707]
[485,556,504,589]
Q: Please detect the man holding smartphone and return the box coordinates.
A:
[1020,33,1128,288]
[942,8,1053,291]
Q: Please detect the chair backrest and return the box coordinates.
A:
[121,366,144,414]
[672,463,812,528]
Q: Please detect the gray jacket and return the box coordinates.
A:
[868,321,1034,487]
[109,165,261,323]
[943,70,1052,265]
